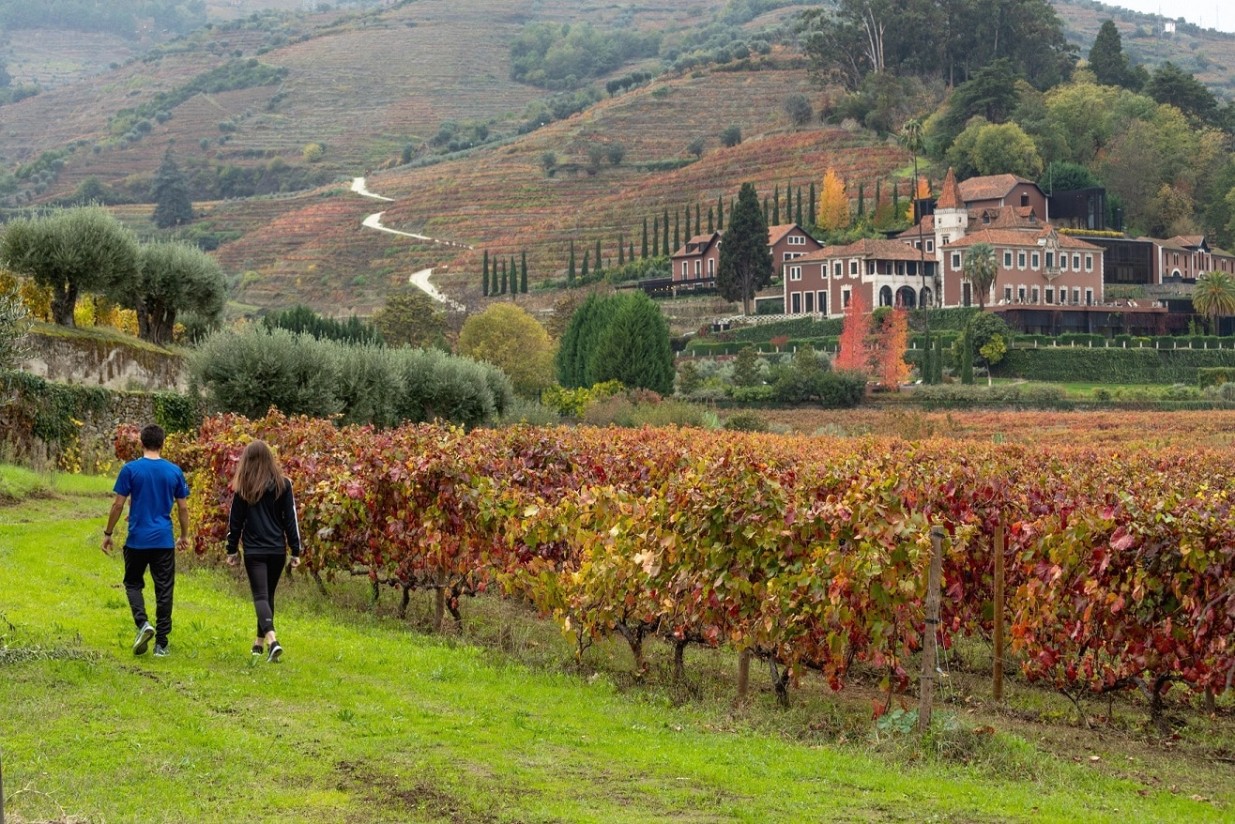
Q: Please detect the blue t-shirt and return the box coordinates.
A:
[113,458,190,549]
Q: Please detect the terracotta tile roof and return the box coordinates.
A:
[810,238,927,262]
[671,232,720,259]
[957,174,1036,203]
[767,224,799,245]
[943,228,1102,251]
[935,168,963,210]
[1170,235,1206,249]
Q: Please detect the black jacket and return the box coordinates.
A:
[226,478,302,557]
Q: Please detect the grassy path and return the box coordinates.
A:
[0,468,1223,823]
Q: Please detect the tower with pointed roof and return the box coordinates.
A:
[933,167,968,261]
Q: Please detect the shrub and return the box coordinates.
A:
[723,411,768,432]
[1197,367,1235,388]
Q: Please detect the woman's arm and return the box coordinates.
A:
[282,479,303,557]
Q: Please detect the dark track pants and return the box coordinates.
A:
[243,554,286,637]
[123,547,175,646]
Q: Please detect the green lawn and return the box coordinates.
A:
[0,467,1228,823]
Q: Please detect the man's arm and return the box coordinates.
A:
[176,498,190,550]
[102,494,126,554]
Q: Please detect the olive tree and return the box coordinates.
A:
[135,241,226,344]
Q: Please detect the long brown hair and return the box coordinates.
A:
[232,439,286,504]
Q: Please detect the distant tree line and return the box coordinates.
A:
[511,22,661,90]
[0,0,206,38]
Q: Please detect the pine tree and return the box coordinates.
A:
[716,182,771,316]
[808,181,817,227]
[772,185,780,225]
[716,195,724,231]
[520,251,528,293]
[641,218,649,259]
[482,250,490,297]
[568,240,577,285]
[835,287,870,373]
[152,149,193,229]
[818,168,850,232]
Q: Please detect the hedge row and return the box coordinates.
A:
[996,348,1235,384]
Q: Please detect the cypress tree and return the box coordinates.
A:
[857,183,866,218]
[694,203,701,236]
[500,258,508,294]
[594,239,602,274]
[510,256,518,298]
[891,179,900,217]
[808,181,816,227]
[707,207,714,234]
[673,210,680,253]
[875,179,882,215]
[652,215,659,257]
[961,327,974,384]
[795,186,804,226]
[784,183,792,223]
[520,251,528,293]
[628,240,635,262]
[482,250,490,297]
[661,208,670,256]
[618,234,625,266]
[568,240,577,285]
[641,218,649,259]
[772,185,780,225]
[716,195,724,231]
[581,249,590,281]
[152,148,193,229]
[934,336,945,383]
[763,198,769,225]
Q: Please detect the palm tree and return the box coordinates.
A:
[900,119,928,306]
[1192,271,1235,334]
[962,243,998,310]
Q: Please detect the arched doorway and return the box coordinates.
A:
[896,286,917,308]
[919,286,933,308]
[879,286,894,307]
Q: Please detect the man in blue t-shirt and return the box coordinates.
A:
[102,424,190,658]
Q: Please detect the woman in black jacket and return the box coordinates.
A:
[226,439,302,662]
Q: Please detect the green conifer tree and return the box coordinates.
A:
[520,251,528,293]
[482,250,490,297]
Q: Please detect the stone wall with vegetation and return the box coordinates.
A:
[21,325,186,392]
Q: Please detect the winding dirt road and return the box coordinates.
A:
[352,177,468,311]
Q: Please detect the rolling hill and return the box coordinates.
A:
[3,0,1233,318]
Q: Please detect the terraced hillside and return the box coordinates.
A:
[203,60,908,315]
[1052,0,1235,96]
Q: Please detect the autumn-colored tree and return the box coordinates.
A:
[458,303,555,398]
[875,303,910,390]
[834,287,870,373]
[817,168,850,232]
[910,176,930,222]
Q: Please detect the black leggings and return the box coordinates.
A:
[243,554,286,637]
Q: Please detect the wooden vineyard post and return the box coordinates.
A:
[736,649,752,705]
[993,515,1006,702]
[1,748,5,824]
[919,525,946,733]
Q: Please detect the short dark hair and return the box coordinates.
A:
[139,424,166,451]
